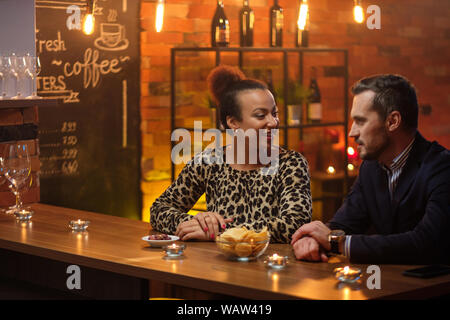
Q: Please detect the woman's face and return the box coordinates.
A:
[227,89,279,147]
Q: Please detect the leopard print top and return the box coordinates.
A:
[150,147,312,243]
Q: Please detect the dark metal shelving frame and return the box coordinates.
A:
[170,47,350,209]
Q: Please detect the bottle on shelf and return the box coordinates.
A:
[252,68,261,80]
[211,0,230,47]
[307,67,322,124]
[269,0,283,47]
[239,0,254,47]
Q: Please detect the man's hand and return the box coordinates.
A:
[292,236,328,262]
[291,221,332,251]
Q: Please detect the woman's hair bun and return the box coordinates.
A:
[207,65,246,105]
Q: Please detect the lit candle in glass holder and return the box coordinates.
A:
[69,219,90,232]
[264,253,288,269]
[14,209,34,221]
[163,243,186,257]
[334,266,361,283]
[326,165,336,174]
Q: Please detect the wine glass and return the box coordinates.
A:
[25,55,41,99]
[14,55,31,99]
[3,143,31,215]
[0,57,4,100]
[0,144,7,213]
[0,55,18,99]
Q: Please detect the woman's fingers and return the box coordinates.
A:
[194,213,209,234]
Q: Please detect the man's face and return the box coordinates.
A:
[349,90,389,161]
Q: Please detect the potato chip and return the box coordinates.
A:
[216,226,270,259]
[235,243,253,257]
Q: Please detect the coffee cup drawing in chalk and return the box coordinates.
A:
[94,23,129,51]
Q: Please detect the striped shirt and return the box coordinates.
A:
[381,137,415,199]
[343,137,415,259]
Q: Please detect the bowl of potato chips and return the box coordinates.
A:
[215,226,270,261]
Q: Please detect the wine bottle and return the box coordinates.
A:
[211,0,230,47]
[239,0,254,47]
[307,68,322,123]
[269,0,283,47]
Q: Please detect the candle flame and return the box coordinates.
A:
[344,266,350,274]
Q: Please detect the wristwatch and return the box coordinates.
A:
[328,230,346,255]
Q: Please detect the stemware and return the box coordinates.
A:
[0,145,7,213]
[3,143,32,215]
[14,55,32,99]
[25,55,41,99]
[0,58,4,99]
[0,55,18,99]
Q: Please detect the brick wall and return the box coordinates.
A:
[0,107,40,208]
[139,0,450,221]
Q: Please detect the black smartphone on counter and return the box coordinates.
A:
[402,265,450,278]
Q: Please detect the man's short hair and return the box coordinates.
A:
[351,74,419,131]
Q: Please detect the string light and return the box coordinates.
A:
[83,0,95,35]
[353,0,364,24]
[297,0,309,31]
[155,0,165,32]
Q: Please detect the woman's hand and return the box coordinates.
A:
[193,211,233,240]
[175,212,233,241]
[175,219,210,241]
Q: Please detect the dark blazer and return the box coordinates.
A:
[329,132,450,264]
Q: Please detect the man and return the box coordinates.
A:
[291,74,450,264]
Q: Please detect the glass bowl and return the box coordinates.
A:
[215,236,270,261]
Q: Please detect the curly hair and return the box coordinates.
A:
[207,65,267,129]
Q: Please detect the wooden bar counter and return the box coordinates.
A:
[0,204,449,300]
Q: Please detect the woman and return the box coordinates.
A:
[150,65,311,243]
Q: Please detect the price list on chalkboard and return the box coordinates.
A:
[36,0,141,220]
[39,121,79,177]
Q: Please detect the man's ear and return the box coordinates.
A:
[386,110,401,132]
[226,116,239,130]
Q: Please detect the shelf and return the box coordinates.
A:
[170,47,351,219]
[172,47,348,53]
[0,98,62,109]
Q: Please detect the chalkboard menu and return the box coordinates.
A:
[36,0,141,220]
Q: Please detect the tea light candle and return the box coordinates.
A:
[69,219,90,232]
[334,266,362,283]
[14,209,34,221]
[163,243,186,257]
[265,253,288,269]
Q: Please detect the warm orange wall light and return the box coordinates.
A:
[353,0,364,23]
[82,0,95,35]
